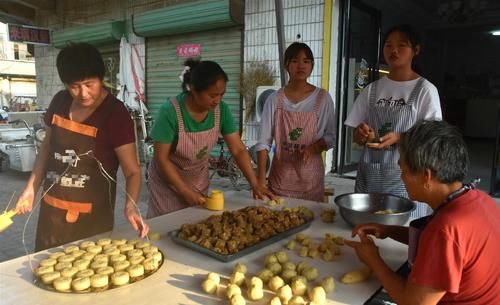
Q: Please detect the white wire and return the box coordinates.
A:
[22,150,149,274]
[4,191,16,213]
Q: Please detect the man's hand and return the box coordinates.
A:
[352,223,390,239]
[345,234,382,267]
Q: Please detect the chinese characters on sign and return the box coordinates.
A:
[176,44,201,57]
[8,24,51,45]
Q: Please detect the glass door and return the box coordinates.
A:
[337,0,381,175]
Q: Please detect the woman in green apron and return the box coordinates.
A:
[15,43,148,251]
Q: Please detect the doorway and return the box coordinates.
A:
[337,0,381,175]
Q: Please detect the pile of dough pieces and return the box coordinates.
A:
[179,206,306,255]
[286,233,371,284]
[202,250,335,305]
[286,233,344,262]
[34,238,163,293]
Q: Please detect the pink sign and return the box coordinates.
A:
[176,44,202,57]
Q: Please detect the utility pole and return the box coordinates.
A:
[274,0,287,86]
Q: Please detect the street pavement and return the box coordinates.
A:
[0,166,355,263]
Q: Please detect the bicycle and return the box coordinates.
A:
[208,137,243,189]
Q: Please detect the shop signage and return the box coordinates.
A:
[7,24,51,45]
[176,44,201,57]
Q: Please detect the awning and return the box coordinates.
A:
[132,0,243,37]
[52,21,125,48]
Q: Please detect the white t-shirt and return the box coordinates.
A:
[255,87,336,152]
[345,76,442,128]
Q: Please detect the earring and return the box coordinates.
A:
[424,183,430,190]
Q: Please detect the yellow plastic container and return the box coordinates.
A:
[204,190,224,211]
[0,210,17,233]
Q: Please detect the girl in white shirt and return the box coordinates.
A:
[344,24,442,218]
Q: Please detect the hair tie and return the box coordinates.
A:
[179,66,190,82]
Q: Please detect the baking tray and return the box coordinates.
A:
[33,250,165,294]
[169,217,313,262]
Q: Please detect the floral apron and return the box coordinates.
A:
[147,98,220,217]
[268,88,325,202]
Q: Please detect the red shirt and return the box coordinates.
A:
[44,90,135,174]
[409,189,500,304]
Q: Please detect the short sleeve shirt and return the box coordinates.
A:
[150,92,237,144]
[409,189,500,304]
[44,90,135,174]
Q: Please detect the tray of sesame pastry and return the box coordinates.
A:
[169,205,314,262]
[32,238,164,293]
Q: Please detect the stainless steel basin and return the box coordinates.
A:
[334,193,416,227]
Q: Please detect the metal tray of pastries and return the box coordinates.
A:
[33,238,164,293]
[169,206,313,262]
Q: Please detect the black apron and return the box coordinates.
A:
[407,179,479,267]
[35,98,117,251]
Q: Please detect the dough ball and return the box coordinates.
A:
[291,278,308,296]
[277,198,286,205]
[334,236,345,245]
[201,278,217,294]
[229,294,246,305]
[281,269,297,283]
[257,269,274,283]
[234,262,247,274]
[295,233,306,242]
[296,261,309,275]
[308,286,326,305]
[265,254,278,266]
[269,296,282,305]
[277,284,292,304]
[268,262,282,275]
[268,275,285,292]
[282,262,296,271]
[291,275,307,285]
[320,276,335,293]
[308,248,320,259]
[323,249,334,261]
[247,284,264,301]
[275,251,288,264]
[247,276,263,289]
[207,272,220,284]
[226,283,242,299]
[302,267,318,281]
[286,240,296,250]
[288,296,306,305]
[299,246,309,257]
[230,271,245,286]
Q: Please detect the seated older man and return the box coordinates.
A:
[346,120,500,305]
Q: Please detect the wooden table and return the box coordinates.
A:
[0,191,407,305]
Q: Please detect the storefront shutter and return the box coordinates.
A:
[146,27,243,130]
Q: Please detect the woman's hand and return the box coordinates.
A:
[345,234,382,267]
[251,182,276,200]
[180,188,206,207]
[125,203,149,238]
[303,145,316,165]
[377,132,400,149]
[354,123,372,145]
[352,223,390,239]
[15,189,35,214]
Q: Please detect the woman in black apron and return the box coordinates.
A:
[15,43,148,251]
[345,120,500,304]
